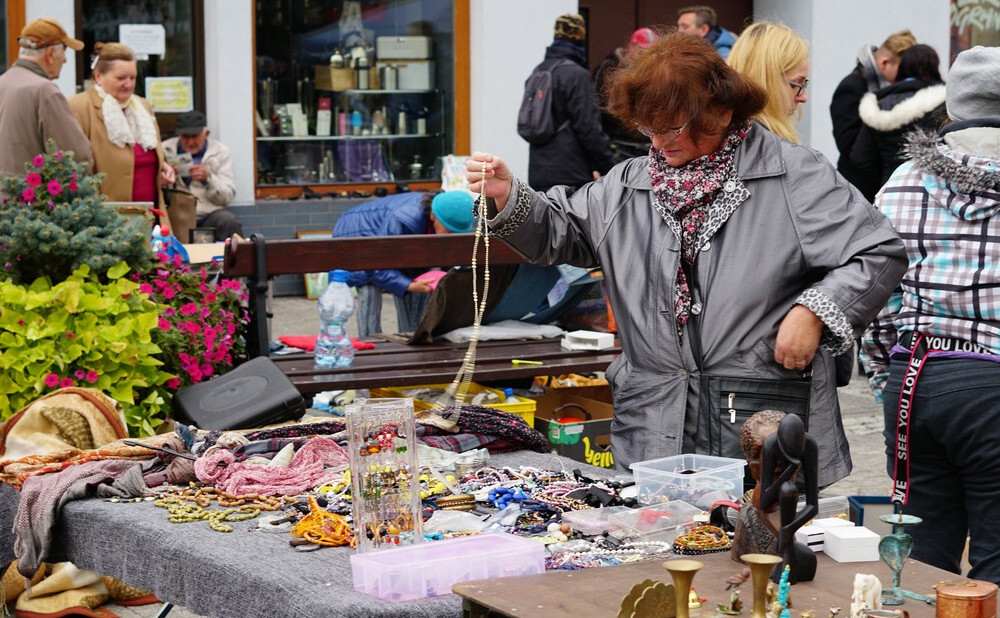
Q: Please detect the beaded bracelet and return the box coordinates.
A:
[672,524,732,555]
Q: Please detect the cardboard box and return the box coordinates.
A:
[823,525,880,562]
[315,66,379,91]
[531,386,614,468]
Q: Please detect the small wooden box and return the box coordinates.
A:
[315,66,378,91]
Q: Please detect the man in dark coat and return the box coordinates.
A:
[829,29,915,202]
[525,13,615,192]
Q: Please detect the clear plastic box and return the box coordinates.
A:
[561,505,632,536]
[606,500,704,543]
[629,454,744,506]
[350,533,545,601]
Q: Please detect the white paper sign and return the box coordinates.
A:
[119,24,166,58]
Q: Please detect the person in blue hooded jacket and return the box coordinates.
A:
[332,190,475,337]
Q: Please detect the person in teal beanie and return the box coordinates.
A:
[333,189,474,336]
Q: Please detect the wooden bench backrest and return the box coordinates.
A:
[223,233,526,278]
[222,233,529,357]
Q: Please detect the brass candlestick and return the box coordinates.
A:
[741,553,783,618]
[662,559,703,618]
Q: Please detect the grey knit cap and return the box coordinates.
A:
[947,46,1000,121]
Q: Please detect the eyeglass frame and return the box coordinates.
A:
[636,120,689,141]
[788,78,809,97]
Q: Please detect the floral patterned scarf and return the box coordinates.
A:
[647,121,751,338]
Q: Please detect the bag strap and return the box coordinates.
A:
[681,260,706,372]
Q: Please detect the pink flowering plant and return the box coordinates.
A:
[140,252,249,391]
[0,142,151,284]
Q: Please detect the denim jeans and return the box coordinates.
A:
[354,284,429,337]
[883,356,1000,583]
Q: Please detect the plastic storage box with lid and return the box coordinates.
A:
[370,382,535,426]
[629,454,744,507]
[606,500,704,543]
[350,533,544,601]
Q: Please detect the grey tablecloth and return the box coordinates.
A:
[0,451,609,618]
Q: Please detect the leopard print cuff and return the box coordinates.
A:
[796,288,853,355]
[487,179,532,237]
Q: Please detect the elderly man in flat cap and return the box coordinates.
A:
[0,17,92,176]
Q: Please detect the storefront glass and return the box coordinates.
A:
[255,0,454,188]
[75,0,201,123]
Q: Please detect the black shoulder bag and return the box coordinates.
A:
[683,263,811,460]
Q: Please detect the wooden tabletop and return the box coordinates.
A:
[454,550,957,617]
[272,337,621,394]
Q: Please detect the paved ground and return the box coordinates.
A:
[111,294,891,617]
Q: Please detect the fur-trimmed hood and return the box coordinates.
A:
[903,127,1000,221]
[859,84,947,132]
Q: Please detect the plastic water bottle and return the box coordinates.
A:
[315,270,355,368]
[503,388,519,403]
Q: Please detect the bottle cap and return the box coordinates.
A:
[329,269,350,283]
[503,387,514,397]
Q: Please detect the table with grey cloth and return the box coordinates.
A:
[0,450,609,618]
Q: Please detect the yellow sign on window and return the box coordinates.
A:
[145,77,194,113]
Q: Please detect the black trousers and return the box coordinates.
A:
[883,356,1000,583]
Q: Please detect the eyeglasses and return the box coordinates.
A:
[636,121,688,141]
[788,78,809,97]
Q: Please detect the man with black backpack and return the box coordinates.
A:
[518,13,614,192]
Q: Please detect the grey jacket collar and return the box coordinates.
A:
[621,123,786,191]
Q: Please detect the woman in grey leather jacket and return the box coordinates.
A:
[467,34,906,488]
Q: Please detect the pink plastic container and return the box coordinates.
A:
[350,533,545,601]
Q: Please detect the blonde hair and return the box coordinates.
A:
[727,21,808,143]
[91,42,135,75]
[877,29,916,58]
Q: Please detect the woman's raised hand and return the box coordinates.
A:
[466,151,513,210]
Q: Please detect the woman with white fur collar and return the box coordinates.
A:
[849,44,946,190]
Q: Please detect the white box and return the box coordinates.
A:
[376,35,432,60]
[812,517,854,530]
[823,525,880,562]
[561,330,615,351]
[794,524,825,552]
[388,60,434,90]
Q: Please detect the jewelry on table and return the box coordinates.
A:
[672,524,732,555]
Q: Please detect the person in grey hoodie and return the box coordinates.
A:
[468,33,906,489]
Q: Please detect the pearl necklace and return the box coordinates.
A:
[438,160,491,407]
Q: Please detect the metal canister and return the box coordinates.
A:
[937,580,998,618]
[380,65,397,90]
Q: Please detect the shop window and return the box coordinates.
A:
[254,0,455,191]
[74,0,204,135]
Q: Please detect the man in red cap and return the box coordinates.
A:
[0,17,92,176]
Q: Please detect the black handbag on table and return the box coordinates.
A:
[683,262,811,461]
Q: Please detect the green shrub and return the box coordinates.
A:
[0,143,151,285]
[0,263,173,435]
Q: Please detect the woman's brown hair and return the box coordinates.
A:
[91,42,135,75]
[604,32,767,143]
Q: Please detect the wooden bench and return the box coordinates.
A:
[222,233,620,395]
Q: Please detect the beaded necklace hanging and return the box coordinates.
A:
[435,160,491,409]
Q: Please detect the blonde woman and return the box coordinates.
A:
[727,22,809,143]
[68,42,174,209]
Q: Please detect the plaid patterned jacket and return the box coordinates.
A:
[860,127,1000,400]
